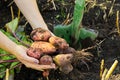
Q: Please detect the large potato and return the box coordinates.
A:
[31,41,56,54]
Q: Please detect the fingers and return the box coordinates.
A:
[22,60,56,71]
[15,45,39,64]
[18,54,39,64]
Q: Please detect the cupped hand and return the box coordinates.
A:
[15,45,56,71]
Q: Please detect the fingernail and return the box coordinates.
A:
[34,60,39,64]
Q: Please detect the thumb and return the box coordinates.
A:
[18,55,39,64]
[16,45,39,64]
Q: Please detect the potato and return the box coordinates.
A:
[53,54,73,66]
[31,41,56,54]
[27,47,43,59]
[57,47,76,54]
[39,55,53,77]
[39,55,53,65]
[53,54,73,74]
[30,28,51,41]
[49,36,69,49]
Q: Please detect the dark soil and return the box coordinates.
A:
[0,0,120,80]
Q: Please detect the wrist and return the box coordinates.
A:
[11,45,25,59]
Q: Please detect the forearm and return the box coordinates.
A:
[0,31,19,56]
[14,0,48,30]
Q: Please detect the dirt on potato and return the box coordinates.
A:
[0,0,120,80]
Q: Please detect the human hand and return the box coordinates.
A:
[15,45,56,71]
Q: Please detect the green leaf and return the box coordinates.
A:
[54,0,98,49]
[0,64,6,78]
[53,24,72,44]
[16,31,32,45]
[71,0,85,36]
[5,18,19,33]
[10,62,20,75]
[10,62,20,69]
[54,0,85,47]
[0,29,20,44]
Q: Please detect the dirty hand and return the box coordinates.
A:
[15,45,56,71]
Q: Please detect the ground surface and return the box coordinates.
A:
[0,0,120,80]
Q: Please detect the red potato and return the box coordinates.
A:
[49,36,69,49]
[31,41,56,54]
[27,47,43,59]
[39,55,53,77]
[39,55,53,65]
[30,28,52,41]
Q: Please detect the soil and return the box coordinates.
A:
[0,0,120,80]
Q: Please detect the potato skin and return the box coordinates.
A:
[39,55,53,65]
[31,41,56,54]
[49,36,69,49]
[27,47,43,59]
[39,55,53,77]
[57,47,76,54]
[30,28,51,41]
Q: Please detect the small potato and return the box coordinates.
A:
[53,54,73,66]
[31,41,56,54]
[27,47,43,59]
[39,55,53,65]
[39,55,53,77]
[30,28,51,41]
[49,36,69,49]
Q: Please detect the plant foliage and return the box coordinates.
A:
[54,0,98,49]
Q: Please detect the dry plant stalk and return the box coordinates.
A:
[105,60,118,80]
[10,6,14,20]
[100,59,104,78]
[116,11,120,35]
[5,69,9,80]
[18,9,21,20]
[101,68,108,80]
[108,0,115,16]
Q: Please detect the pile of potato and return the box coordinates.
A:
[26,28,75,77]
